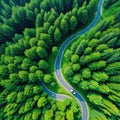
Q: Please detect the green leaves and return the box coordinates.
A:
[63,8,120,119]
[43,74,52,84]
[0,0,99,119]
[54,28,61,43]
[92,72,109,82]
[37,97,47,108]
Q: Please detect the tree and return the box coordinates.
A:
[55,111,65,120]
[44,22,50,32]
[79,81,89,90]
[24,98,35,113]
[66,110,74,120]
[48,14,56,24]
[87,0,97,18]
[29,73,38,83]
[75,44,84,55]
[90,109,107,120]
[109,75,120,83]
[19,104,25,114]
[88,61,106,71]
[81,52,101,65]
[36,13,43,27]
[17,91,26,103]
[40,33,52,46]
[60,18,69,35]
[9,73,19,84]
[97,84,110,94]
[0,24,15,42]
[87,93,119,116]
[21,58,32,70]
[88,39,98,48]
[64,49,72,61]
[48,25,55,36]
[95,44,108,52]
[71,100,80,113]
[92,72,109,82]
[99,32,115,44]
[7,63,16,73]
[77,4,88,25]
[70,16,78,31]
[70,40,79,53]
[37,97,47,108]
[54,13,64,28]
[72,74,81,84]
[89,80,99,90]
[38,60,49,71]
[101,48,114,60]
[36,47,48,59]
[4,103,18,116]
[107,37,118,48]
[37,40,48,50]
[25,47,38,60]
[6,91,17,103]
[24,113,32,120]
[43,74,52,84]
[24,84,33,96]
[115,12,120,22]
[56,101,66,112]
[26,9,35,22]
[35,70,43,81]
[44,110,54,120]
[54,28,61,43]
[71,54,79,63]
[0,65,8,78]
[64,65,73,77]
[84,47,92,55]
[52,46,58,56]
[32,108,41,120]
[29,37,37,47]
[105,62,120,74]
[33,85,43,94]
[82,68,91,79]
[1,55,14,64]
[72,64,80,72]
[18,71,28,82]
[30,66,38,73]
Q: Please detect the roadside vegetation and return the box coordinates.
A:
[62,1,120,119]
[0,0,99,119]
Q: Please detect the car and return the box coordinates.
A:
[70,89,76,95]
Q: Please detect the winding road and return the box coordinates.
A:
[54,0,104,120]
[42,0,104,120]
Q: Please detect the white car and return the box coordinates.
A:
[70,89,76,95]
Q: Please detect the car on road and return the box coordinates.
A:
[70,89,76,95]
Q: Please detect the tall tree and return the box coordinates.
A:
[70,16,78,31]
[54,28,61,43]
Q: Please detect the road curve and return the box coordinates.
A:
[54,0,104,120]
[39,82,71,100]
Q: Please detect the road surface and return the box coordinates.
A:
[39,81,71,100]
[54,0,104,120]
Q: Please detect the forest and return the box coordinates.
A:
[0,0,99,120]
[63,1,120,120]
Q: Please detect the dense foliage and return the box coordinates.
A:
[0,0,98,119]
[63,4,120,120]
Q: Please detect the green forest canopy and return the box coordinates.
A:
[0,0,98,119]
[63,3,120,119]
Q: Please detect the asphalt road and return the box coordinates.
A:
[39,81,71,100]
[54,0,104,120]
